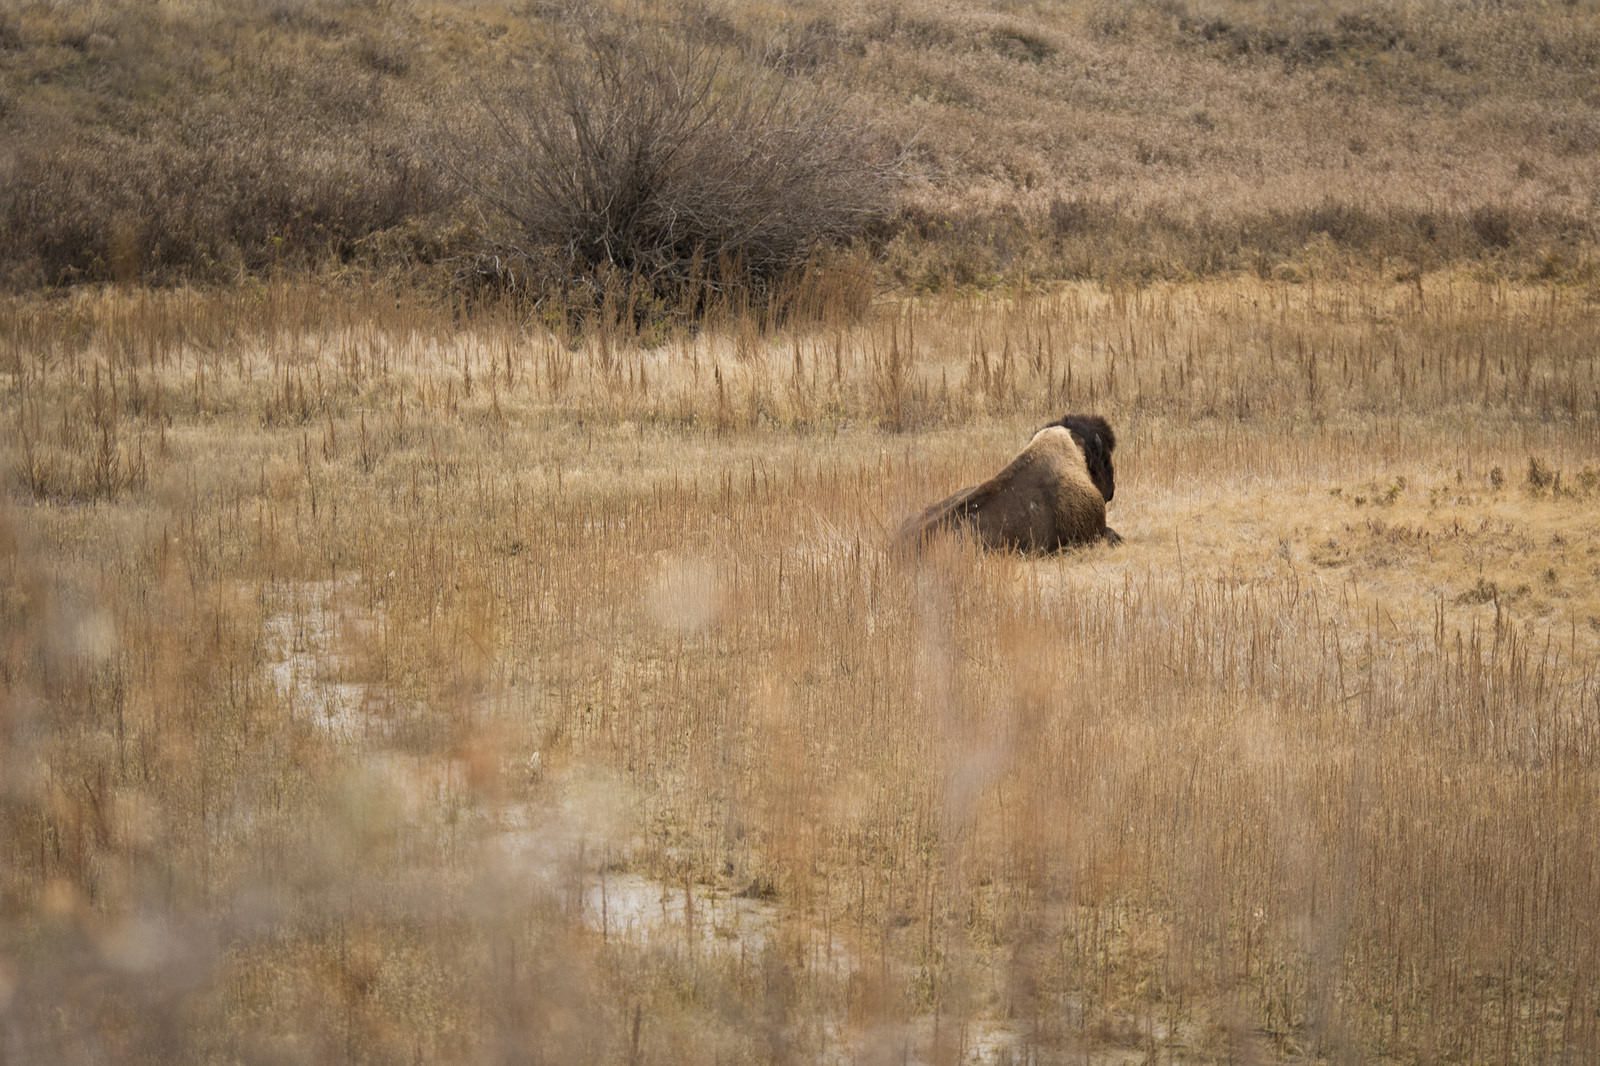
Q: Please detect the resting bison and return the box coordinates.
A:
[898,415,1121,553]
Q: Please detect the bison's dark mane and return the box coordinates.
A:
[1048,414,1116,503]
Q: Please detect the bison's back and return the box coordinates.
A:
[899,426,1107,552]
[971,428,1104,550]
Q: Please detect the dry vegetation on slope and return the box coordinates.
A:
[2,0,1599,291]
[3,275,1599,1062]
[5,1,1600,1063]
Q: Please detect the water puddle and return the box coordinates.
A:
[256,578,1184,1065]
[489,783,793,958]
[260,577,385,740]
[584,871,780,949]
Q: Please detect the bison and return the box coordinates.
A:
[898,414,1120,553]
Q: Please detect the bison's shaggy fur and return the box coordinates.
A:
[899,414,1120,553]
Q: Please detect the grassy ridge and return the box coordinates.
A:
[3,0,1599,291]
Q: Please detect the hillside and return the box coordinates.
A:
[3,0,1599,292]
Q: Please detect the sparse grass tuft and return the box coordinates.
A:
[1527,455,1556,493]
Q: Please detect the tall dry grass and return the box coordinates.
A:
[3,274,1598,1062]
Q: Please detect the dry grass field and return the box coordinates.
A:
[4,272,1599,1063]
[5,0,1600,1062]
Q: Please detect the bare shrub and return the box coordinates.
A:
[1527,455,1556,493]
[443,21,897,316]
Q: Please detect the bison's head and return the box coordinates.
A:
[1053,414,1116,503]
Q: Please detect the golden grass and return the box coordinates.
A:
[3,274,1600,1063]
